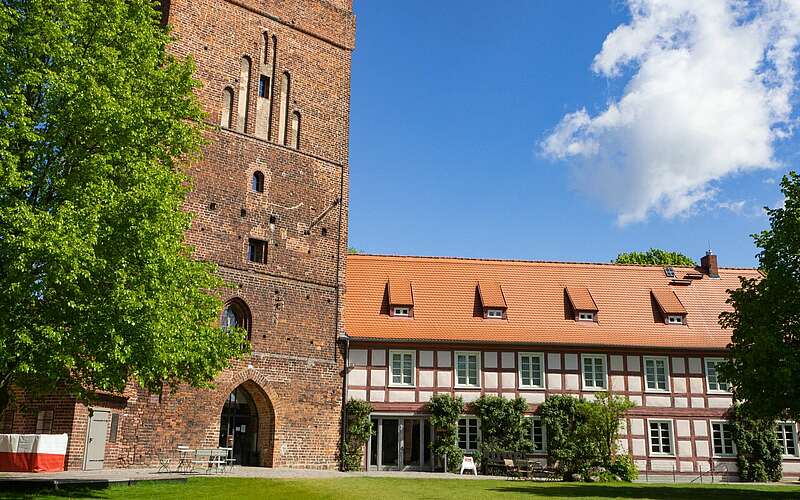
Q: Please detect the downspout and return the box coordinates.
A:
[338,331,350,471]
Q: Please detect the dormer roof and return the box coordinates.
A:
[651,289,687,316]
[478,281,506,309]
[565,287,598,312]
[388,278,413,306]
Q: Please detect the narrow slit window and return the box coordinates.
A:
[252,171,264,193]
[290,111,301,149]
[278,72,290,144]
[259,75,271,99]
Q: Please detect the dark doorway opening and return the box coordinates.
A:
[219,386,259,466]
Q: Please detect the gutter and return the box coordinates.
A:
[338,331,350,471]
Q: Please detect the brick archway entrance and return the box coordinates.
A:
[218,380,275,467]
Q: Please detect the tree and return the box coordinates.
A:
[614,248,695,266]
[720,172,800,421]
[728,403,782,482]
[472,395,531,454]
[427,394,464,472]
[539,395,599,480]
[341,399,373,471]
[581,392,635,467]
[0,0,247,413]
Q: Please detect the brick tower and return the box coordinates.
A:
[128,0,355,468]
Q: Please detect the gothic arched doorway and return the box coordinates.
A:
[219,385,264,466]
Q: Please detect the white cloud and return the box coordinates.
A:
[542,0,800,225]
[717,200,747,214]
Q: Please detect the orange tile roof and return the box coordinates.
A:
[344,254,761,350]
[478,281,506,309]
[388,278,413,306]
[651,289,688,316]
[565,287,598,312]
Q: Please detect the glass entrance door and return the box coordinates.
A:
[369,417,433,471]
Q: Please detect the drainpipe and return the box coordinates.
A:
[338,331,350,471]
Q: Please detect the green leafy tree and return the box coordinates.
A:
[614,248,696,266]
[427,394,464,472]
[472,395,531,454]
[0,0,247,413]
[539,395,599,480]
[720,172,800,420]
[581,392,635,467]
[728,404,782,482]
[341,399,374,471]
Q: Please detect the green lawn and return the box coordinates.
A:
[3,477,800,500]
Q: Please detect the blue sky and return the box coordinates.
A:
[347,1,799,268]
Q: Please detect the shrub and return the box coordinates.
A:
[608,453,639,482]
[729,403,782,482]
[427,394,464,472]
[341,399,373,471]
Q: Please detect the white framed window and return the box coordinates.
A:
[529,416,546,453]
[643,356,670,392]
[667,315,684,325]
[458,417,480,451]
[518,352,545,389]
[389,350,415,387]
[648,420,674,456]
[705,358,730,393]
[777,422,798,457]
[35,410,54,434]
[578,311,595,321]
[581,354,607,390]
[392,306,410,317]
[486,309,504,319]
[711,421,735,456]
[455,352,480,388]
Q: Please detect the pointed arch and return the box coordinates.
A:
[289,111,301,150]
[278,72,290,145]
[221,297,252,340]
[220,87,234,129]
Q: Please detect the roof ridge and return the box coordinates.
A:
[347,253,758,271]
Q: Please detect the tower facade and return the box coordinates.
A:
[132,0,355,468]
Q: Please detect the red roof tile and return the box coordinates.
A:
[565,287,598,312]
[344,254,760,349]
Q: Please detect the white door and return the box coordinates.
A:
[84,410,110,470]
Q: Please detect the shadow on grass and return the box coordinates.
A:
[488,483,799,499]
[0,485,111,500]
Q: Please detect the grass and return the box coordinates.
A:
[2,477,800,500]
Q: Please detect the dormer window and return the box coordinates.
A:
[478,281,507,319]
[565,287,599,322]
[486,309,503,319]
[578,311,595,321]
[388,279,413,318]
[667,315,684,325]
[651,289,688,326]
[393,306,410,317]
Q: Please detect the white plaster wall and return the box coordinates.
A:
[611,375,625,391]
[437,371,452,388]
[348,389,367,400]
[678,441,693,457]
[565,353,578,371]
[691,397,705,408]
[680,461,694,472]
[418,391,432,402]
[676,420,691,437]
[565,374,580,391]
[688,357,702,374]
[630,419,644,435]
[388,390,415,403]
[369,391,385,403]
[418,370,434,388]
[370,369,386,387]
[708,397,732,408]
[671,357,686,374]
[627,355,641,372]
[547,373,561,390]
[629,395,643,405]
[651,460,676,471]
[521,392,545,404]
[695,440,710,458]
[689,377,704,393]
[484,352,498,369]
[627,376,642,392]
[645,396,671,408]
[674,397,688,408]
[693,420,708,437]
[419,350,433,368]
[672,378,686,393]
[437,351,451,368]
[351,349,368,366]
[484,371,498,389]
[457,391,481,403]
[371,349,385,366]
[610,355,624,371]
[349,368,367,386]
[501,372,516,389]
[632,439,646,456]
[501,352,515,369]
[547,353,561,370]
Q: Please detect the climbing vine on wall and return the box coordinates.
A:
[342,399,374,471]
[427,394,464,472]
[729,403,783,482]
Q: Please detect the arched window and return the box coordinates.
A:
[220,87,234,129]
[236,57,252,133]
[278,72,290,145]
[221,298,252,339]
[289,111,301,149]
[252,171,264,193]
[262,32,270,64]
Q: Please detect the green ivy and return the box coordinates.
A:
[427,394,464,472]
[342,399,374,471]
[472,395,532,455]
[729,403,782,482]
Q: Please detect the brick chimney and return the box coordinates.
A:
[701,250,719,279]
